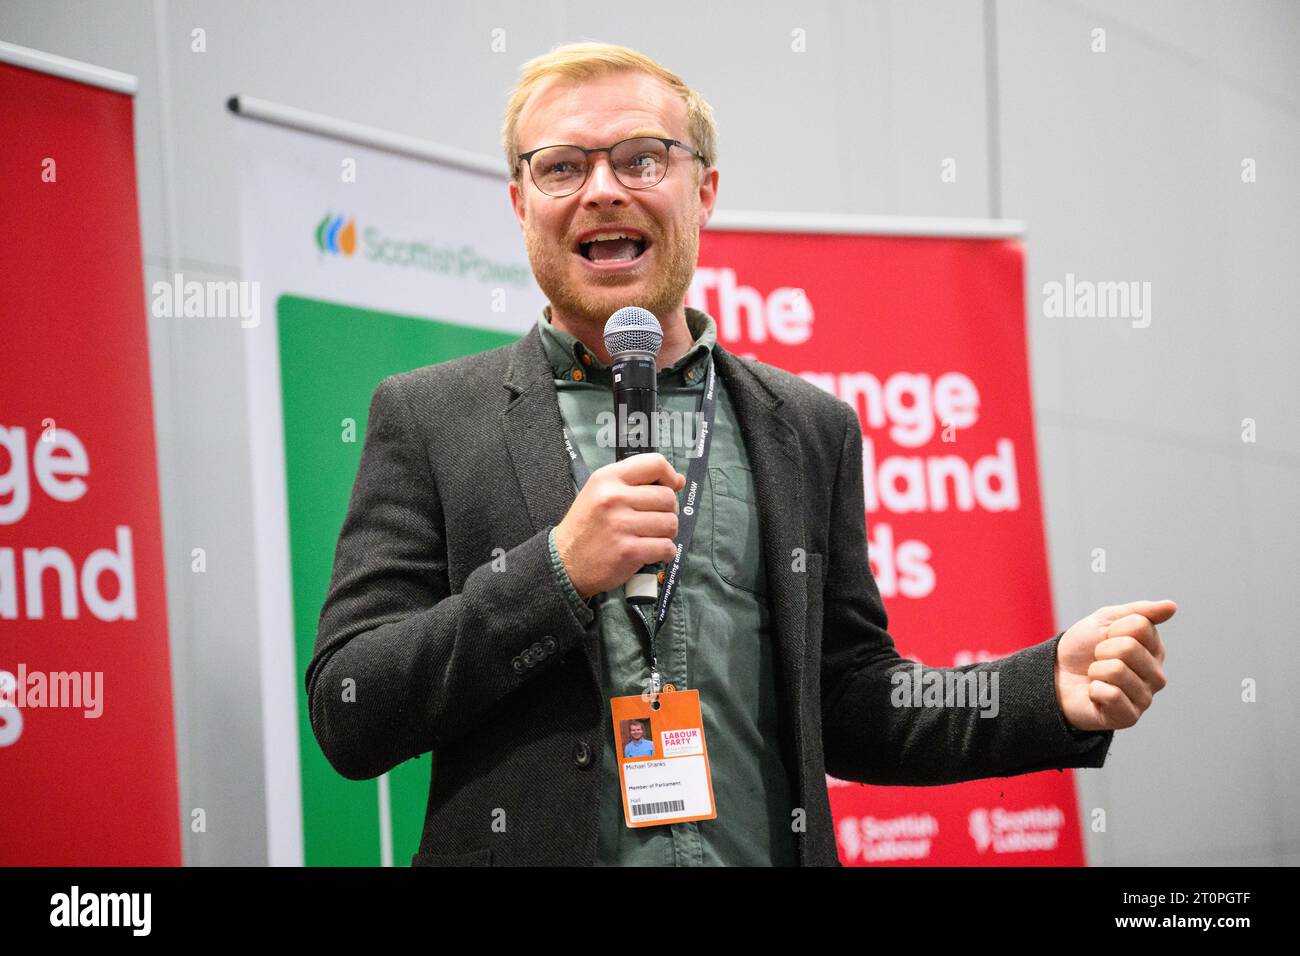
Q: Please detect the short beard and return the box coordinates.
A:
[525,217,699,329]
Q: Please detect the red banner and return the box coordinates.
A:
[694,228,1087,865]
[0,61,180,864]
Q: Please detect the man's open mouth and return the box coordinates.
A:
[575,231,650,263]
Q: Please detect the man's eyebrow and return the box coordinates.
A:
[622,127,673,140]
[529,127,675,149]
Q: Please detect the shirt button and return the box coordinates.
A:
[571,368,584,382]
[573,741,593,768]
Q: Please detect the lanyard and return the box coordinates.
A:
[560,355,719,695]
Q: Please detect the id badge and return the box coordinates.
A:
[610,687,717,828]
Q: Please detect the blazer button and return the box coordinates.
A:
[573,741,593,768]
[542,636,557,654]
[531,641,545,659]
[521,649,535,667]
[511,657,525,675]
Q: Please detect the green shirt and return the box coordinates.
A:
[538,305,798,866]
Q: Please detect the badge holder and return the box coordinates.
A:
[610,684,716,829]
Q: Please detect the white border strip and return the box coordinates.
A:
[228,94,506,179]
[708,208,1025,239]
[377,773,393,867]
[0,39,137,94]
[238,270,304,864]
[232,120,303,866]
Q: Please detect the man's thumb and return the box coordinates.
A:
[1108,599,1177,626]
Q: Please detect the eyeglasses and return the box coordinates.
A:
[517,136,707,197]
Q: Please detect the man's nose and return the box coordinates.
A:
[581,153,627,205]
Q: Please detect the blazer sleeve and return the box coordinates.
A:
[306,374,594,781]
[818,401,1114,786]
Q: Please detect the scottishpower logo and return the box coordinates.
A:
[315,213,357,256]
[309,211,532,287]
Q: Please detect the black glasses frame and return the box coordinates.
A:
[517,136,708,196]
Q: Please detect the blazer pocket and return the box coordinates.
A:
[708,465,767,594]
[410,847,493,867]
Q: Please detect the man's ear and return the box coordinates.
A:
[509,177,526,228]
[697,166,719,230]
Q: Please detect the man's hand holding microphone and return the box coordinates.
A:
[554,453,685,602]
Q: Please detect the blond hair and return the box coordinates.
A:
[502,41,717,181]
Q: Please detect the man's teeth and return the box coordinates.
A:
[581,236,646,261]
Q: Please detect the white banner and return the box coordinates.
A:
[234,110,544,866]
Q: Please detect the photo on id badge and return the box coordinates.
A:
[621,718,657,759]
[610,689,717,828]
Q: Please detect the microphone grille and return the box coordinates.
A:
[604,307,663,358]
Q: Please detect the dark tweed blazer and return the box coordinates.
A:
[307,323,1112,866]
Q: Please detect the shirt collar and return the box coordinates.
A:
[536,303,716,387]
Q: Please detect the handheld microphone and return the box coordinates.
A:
[604,306,664,604]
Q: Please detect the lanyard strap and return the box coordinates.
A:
[560,356,719,682]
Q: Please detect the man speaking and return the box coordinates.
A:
[306,41,1174,866]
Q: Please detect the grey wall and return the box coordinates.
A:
[3,0,1295,866]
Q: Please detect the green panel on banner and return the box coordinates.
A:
[277,293,518,866]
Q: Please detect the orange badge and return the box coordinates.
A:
[610,688,716,828]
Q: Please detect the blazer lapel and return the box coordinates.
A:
[500,324,577,533]
[712,345,810,764]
